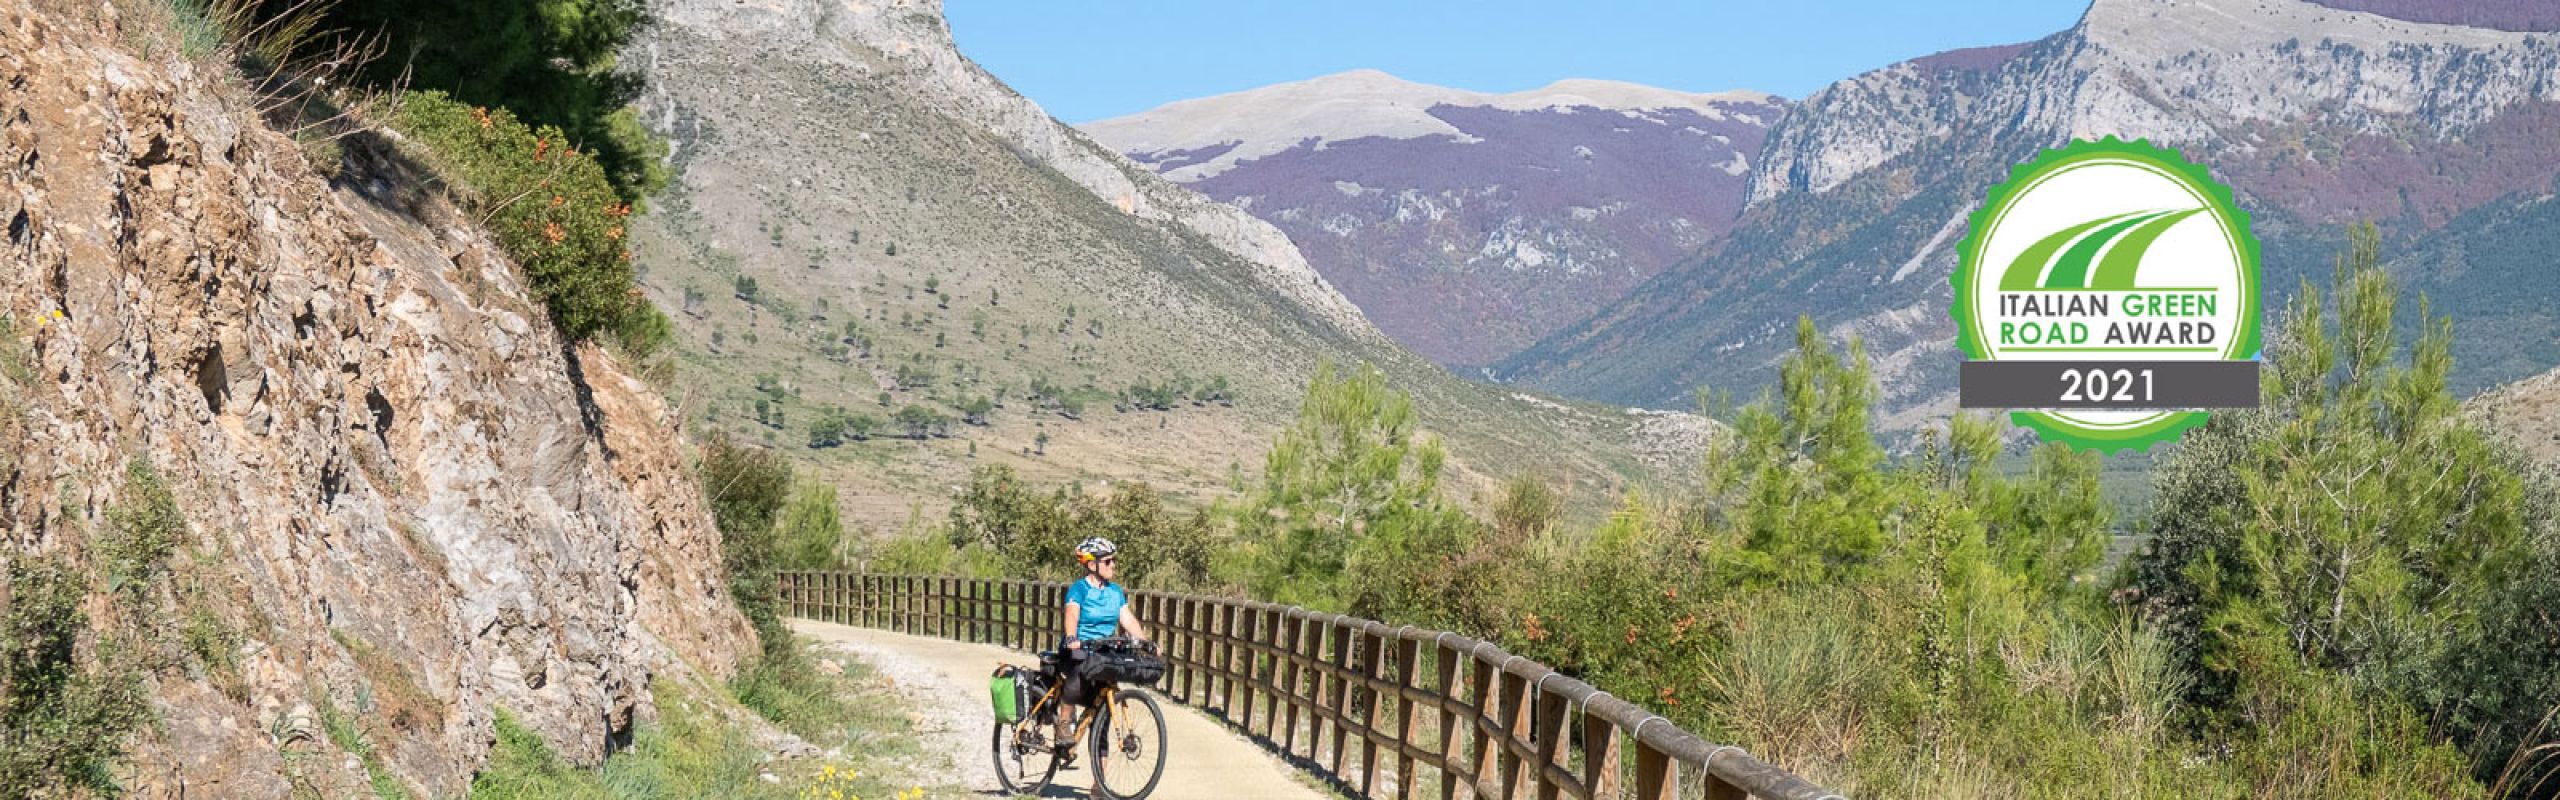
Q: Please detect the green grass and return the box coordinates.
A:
[318,693,409,799]
[471,640,949,799]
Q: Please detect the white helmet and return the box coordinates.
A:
[1075,537,1118,564]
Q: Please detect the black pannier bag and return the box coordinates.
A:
[1076,642,1168,686]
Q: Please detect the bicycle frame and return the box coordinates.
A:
[1007,664,1114,744]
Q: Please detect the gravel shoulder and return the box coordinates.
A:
[792,619,1334,800]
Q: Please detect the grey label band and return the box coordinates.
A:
[1959,360,2260,409]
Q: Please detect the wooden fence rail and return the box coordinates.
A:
[778,572,1843,800]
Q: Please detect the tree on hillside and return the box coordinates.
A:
[1705,317,1890,585]
[1228,362,1482,624]
[2130,224,2560,786]
[892,405,948,439]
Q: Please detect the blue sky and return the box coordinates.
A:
[947,1,2093,123]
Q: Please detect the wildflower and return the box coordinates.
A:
[472,106,492,130]
[1658,686,1679,707]
[607,225,623,240]
[534,138,550,161]
[543,221,566,244]
[550,195,565,207]
[1624,625,1640,645]
[1522,614,1547,642]
[1662,585,1678,600]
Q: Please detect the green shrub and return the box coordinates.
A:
[2130,228,2560,787]
[0,558,152,797]
[698,436,792,655]
[396,91,645,341]
[1223,362,1486,625]
[774,482,847,571]
[101,456,183,598]
[243,0,665,201]
[943,466,1213,589]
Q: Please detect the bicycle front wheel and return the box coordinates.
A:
[1090,689,1168,800]
[991,720,1061,797]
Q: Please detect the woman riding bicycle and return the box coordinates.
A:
[1056,537,1147,764]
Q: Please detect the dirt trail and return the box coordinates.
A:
[793,620,1333,800]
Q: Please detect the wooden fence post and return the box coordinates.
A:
[1533,684,1569,800]
[1228,605,1249,733]
[1308,618,1334,764]
[1498,669,1529,799]
[1583,713,1622,800]
[1469,652,1498,800]
[1228,605,1249,717]
[1359,630,1385,797]
[1634,744,1675,800]
[1258,608,1280,741]
[1436,642,1462,800]
[1395,636,1420,800]
[1280,613,1305,755]
[1175,598,1197,704]
[1331,621,1356,776]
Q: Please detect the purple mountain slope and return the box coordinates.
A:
[1085,71,1784,367]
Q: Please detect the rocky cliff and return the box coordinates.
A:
[1,4,750,796]
[1503,0,2560,414]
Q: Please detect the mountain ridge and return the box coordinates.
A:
[1085,69,1784,367]
[631,0,1709,531]
[1500,0,2560,416]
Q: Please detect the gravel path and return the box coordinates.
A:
[793,620,1333,800]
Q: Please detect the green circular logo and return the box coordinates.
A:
[1952,138,2261,452]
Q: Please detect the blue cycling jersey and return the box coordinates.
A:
[1065,577,1125,641]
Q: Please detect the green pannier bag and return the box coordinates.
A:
[990,667,1022,723]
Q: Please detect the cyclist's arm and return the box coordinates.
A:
[1062,601,1082,649]
[1117,605,1147,642]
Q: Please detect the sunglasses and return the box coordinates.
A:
[1095,557,1117,565]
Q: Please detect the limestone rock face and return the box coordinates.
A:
[0,5,750,797]
[1750,0,2560,207]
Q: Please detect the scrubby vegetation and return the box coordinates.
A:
[237,0,666,202]
[395,92,663,348]
[469,683,928,800]
[872,236,2559,798]
[0,459,190,797]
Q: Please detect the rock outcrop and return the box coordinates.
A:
[0,4,751,797]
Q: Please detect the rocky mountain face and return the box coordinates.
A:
[1500,0,2560,416]
[2471,365,2560,466]
[631,0,1707,529]
[1085,71,1784,367]
[1,4,749,797]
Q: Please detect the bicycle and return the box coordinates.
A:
[991,637,1169,799]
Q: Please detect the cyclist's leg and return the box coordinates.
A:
[1053,638,1085,754]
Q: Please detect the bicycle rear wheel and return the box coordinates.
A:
[991,720,1062,796]
[1090,689,1168,800]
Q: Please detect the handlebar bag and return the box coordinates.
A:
[1075,645,1168,686]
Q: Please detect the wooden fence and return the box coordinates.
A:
[779,573,1841,800]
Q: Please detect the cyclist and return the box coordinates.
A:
[1054,536,1147,767]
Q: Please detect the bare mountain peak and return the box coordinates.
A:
[1085,71,1777,180]
[2076,0,2529,55]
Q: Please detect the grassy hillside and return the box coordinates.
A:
[630,26,1697,532]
